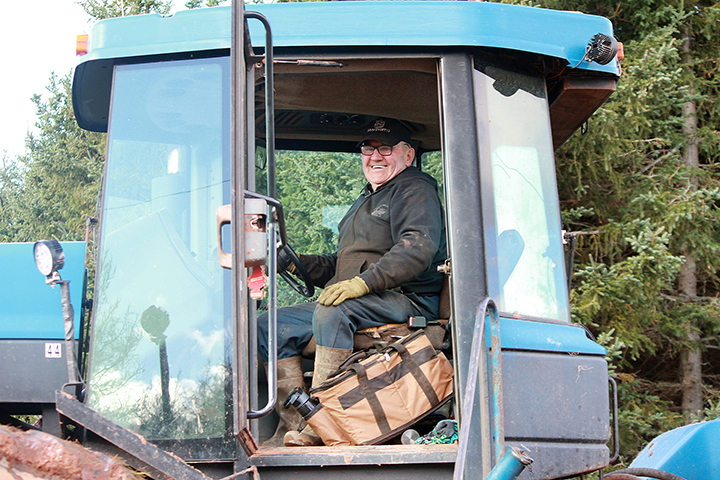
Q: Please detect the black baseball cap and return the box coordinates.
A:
[357,118,414,147]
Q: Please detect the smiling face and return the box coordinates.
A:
[361,140,415,191]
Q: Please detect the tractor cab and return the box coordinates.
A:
[66,2,621,479]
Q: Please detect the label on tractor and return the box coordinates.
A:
[45,343,62,358]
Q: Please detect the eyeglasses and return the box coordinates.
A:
[360,142,408,156]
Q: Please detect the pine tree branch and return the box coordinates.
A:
[638,147,681,175]
[661,293,719,304]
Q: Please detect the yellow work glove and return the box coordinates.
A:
[318,276,370,306]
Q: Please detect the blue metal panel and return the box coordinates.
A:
[630,419,720,480]
[79,2,619,76]
[0,242,86,339]
[83,6,230,63]
[503,352,610,479]
[498,317,606,355]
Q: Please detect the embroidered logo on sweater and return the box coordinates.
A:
[371,204,388,218]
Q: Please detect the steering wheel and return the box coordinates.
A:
[277,244,315,298]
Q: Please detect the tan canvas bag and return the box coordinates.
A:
[304,330,454,446]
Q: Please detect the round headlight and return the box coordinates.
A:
[34,240,65,277]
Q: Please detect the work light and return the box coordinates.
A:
[33,240,65,277]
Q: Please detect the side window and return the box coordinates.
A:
[474,62,570,322]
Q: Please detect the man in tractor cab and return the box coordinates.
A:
[258,118,447,447]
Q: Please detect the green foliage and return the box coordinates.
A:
[595,331,684,461]
[0,73,105,243]
[79,0,172,19]
[421,151,445,203]
[616,379,683,459]
[700,394,720,421]
[539,0,720,461]
[571,222,684,357]
[276,150,364,253]
[185,0,227,8]
[0,155,25,242]
[255,149,364,306]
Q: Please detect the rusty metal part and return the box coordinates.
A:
[55,392,211,480]
[610,468,687,480]
[437,259,451,275]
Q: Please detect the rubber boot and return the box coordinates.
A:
[261,356,305,447]
[284,345,352,447]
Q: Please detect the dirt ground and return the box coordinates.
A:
[0,425,138,480]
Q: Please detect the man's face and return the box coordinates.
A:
[361,140,415,191]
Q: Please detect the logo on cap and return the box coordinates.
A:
[368,119,391,133]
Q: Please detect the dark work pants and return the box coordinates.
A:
[257,290,439,361]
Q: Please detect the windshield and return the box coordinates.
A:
[87,57,234,458]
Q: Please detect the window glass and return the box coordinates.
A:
[88,58,233,454]
[474,63,569,322]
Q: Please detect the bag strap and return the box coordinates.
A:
[386,343,439,405]
[339,350,367,370]
[326,350,367,379]
[348,363,391,435]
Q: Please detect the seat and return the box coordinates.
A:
[301,276,451,357]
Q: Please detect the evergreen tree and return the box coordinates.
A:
[0,152,24,242]
[0,74,105,242]
[0,0,182,244]
[79,0,172,19]
[523,0,720,458]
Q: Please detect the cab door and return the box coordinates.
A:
[227,0,253,456]
[224,2,280,457]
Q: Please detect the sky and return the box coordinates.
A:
[0,0,92,159]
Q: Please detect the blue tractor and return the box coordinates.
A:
[3,2,627,479]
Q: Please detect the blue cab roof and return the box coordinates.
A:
[73,1,619,132]
[80,1,618,76]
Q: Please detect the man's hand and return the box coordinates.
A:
[318,276,370,306]
[277,245,297,274]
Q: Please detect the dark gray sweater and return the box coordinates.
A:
[301,166,446,297]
